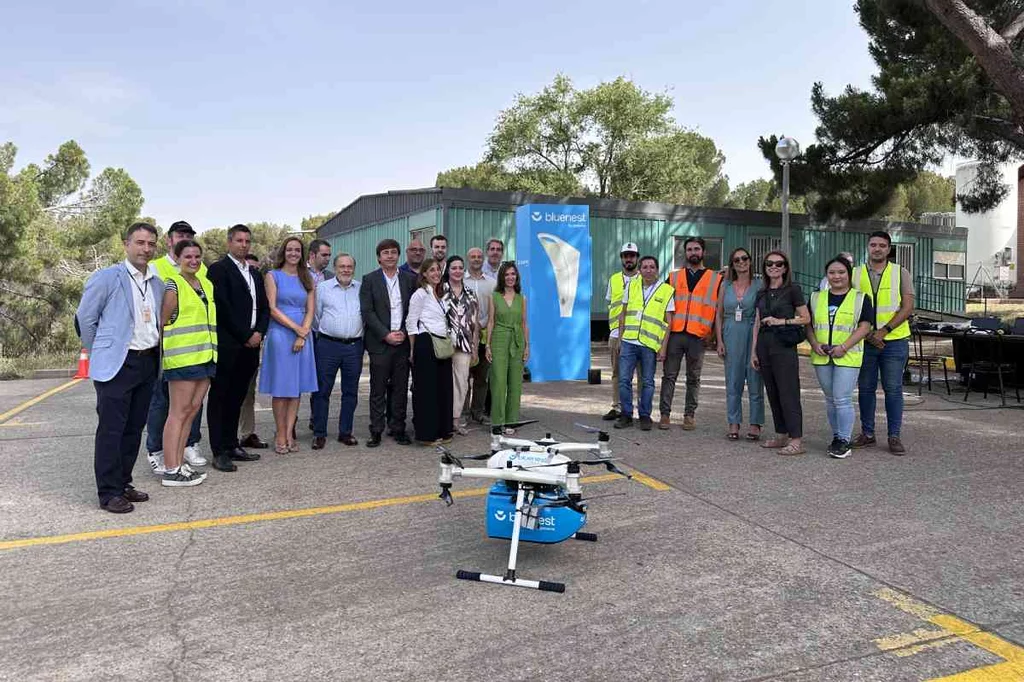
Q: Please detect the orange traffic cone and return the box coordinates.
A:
[74,348,90,379]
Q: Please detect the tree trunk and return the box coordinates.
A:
[924,0,1024,124]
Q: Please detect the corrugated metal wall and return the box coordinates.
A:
[325,208,442,279]
[329,204,966,314]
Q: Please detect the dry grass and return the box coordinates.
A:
[965,300,1024,325]
[0,352,78,380]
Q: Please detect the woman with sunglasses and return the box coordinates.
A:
[806,256,873,459]
[715,248,764,441]
[751,251,810,456]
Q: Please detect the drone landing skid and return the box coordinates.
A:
[454,486,597,594]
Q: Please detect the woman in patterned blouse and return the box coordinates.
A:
[442,255,479,435]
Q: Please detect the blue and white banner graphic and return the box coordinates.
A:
[514,204,592,382]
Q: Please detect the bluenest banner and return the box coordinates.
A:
[514,204,592,382]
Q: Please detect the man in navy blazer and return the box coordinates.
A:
[76,222,164,513]
[359,238,416,447]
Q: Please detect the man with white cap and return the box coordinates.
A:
[603,242,641,421]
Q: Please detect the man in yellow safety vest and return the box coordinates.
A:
[851,230,914,455]
[615,255,675,431]
[604,242,640,421]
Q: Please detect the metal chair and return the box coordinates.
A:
[909,325,951,396]
[962,330,1021,406]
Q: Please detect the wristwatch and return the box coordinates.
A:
[882,323,892,333]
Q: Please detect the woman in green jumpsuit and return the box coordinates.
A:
[485,262,530,435]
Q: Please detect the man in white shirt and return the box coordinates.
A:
[482,238,503,279]
[312,253,364,449]
[76,222,164,513]
[464,247,495,423]
[206,224,270,472]
[359,239,416,447]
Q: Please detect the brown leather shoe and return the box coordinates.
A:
[852,433,877,448]
[311,436,326,450]
[682,415,696,431]
[337,434,358,446]
[123,488,149,503]
[240,433,269,449]
[888,436,906,456]
[658,414,671,430]
[100,496,134,514]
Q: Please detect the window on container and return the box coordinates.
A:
[673,236,722,271]
[410,226,435,243]
[932,251,965,281]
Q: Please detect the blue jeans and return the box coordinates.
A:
[618,342,656,418]
[312,337,364,438]
[858,339,909,437]
[146,379,202,453]
[814,364,860,441]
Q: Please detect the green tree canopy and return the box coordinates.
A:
[760,0,1024,219]
[0,141,143,355]
[437,75,728,205]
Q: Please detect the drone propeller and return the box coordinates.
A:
[574,422,602,434]
[437,446,491,469]
[490,419,539,435]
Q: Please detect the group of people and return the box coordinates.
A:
[607,231,914,460]
[76,221,526,513]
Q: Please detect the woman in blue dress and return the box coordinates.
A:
[715,247,764,441]
[259,237,319,453]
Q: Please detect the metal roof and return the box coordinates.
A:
[317,187,968,240]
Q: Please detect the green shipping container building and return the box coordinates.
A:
[317,188,968,330]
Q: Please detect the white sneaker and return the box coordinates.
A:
[162,463,207,488]
[147,451,167,476]
[183,445,208,467]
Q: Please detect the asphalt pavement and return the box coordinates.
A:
[1,350,1022,681]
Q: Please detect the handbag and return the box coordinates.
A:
[429,333,455,359]
[760,286,804,348]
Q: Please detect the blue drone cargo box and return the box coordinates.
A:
[485,481,586,544]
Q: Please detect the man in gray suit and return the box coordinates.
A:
[359,238,416,447]
[76,222,164,513]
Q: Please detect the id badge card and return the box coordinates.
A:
[735,306,743,322]
[142,306,152,323]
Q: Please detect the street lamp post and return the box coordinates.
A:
[775,136,800,256]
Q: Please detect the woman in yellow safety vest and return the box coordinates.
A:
[805,256,874,460]
[159,240,217,488]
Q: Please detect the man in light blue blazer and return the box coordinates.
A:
[76,222,164,513]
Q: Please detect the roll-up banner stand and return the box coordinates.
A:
[514,204,592,382]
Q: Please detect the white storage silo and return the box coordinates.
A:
[955,161,1019,285]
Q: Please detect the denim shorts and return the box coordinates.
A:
[163,361,217,382]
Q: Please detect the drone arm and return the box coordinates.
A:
[546,443,600,456]
[457,467,566,487]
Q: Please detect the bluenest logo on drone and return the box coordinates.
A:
[493,510,507,521]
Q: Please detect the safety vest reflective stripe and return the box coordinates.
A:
[669,269,720,338]
[162,273,218,371]
[810,289,865,368]
[608,272,627,332]
[855,263,910,340]
[622,279,674,352]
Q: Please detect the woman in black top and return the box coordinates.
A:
[751,250,811,455]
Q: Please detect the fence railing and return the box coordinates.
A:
[790,271,965,316]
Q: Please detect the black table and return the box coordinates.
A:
[917,329,1024,386]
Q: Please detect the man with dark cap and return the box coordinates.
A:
[145,220,209,475]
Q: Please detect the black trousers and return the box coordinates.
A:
[368,342,410,436]
[756,337,803,437]
[93,351,158,504]
[412,334,453,442]
[208,345,260,454]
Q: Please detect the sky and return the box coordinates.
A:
[3,0,890,231]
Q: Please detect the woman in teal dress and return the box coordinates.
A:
[485,262,529,435]
[715,247,764,440]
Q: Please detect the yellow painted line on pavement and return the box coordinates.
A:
[0,378,83,425]
[0,472,647,552]
[873,588,1024,680]
[630,470,673,491]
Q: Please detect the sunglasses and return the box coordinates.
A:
[732,255,750,263]
[765,260,787,268]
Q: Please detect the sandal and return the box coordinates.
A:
[746,426,762,441]
[760,436,789,449]
[778,443,806,456]
[274,443,289,455]
[288,441,300,453]
[727,432,739,441]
